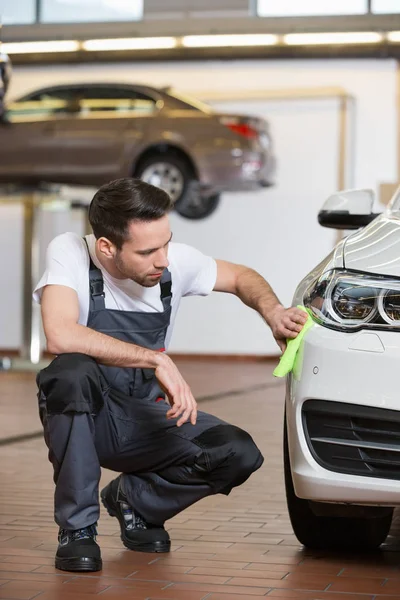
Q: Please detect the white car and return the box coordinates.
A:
[285,186,400,551]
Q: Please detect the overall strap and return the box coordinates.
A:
[84,238,106,311]
[160,269,173,311]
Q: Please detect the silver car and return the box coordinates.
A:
[0,82,276,219]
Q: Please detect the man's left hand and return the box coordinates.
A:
[268,305,308,353]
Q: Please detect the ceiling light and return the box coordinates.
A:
[182,34,279,48]
[387,31,400,42]
[2,41,80,54]
[82,37,177,51]
[284,32,383,45]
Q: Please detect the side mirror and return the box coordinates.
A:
[318,188,381,230]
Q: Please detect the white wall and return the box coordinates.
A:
[1,59,398,355]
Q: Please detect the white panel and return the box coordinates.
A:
[169,97,338,354]
[372,0,400,12]
[41,0,143,23]
[258,0,367,16]
[0,204,23,347]
[144,0,248,19]
[0,0,35,24]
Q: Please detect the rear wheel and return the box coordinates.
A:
[135,153,220,220]
[175,188,221,220]
[283,415,392,551]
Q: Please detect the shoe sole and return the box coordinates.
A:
[55,556,102,572]
[101,488,171,553]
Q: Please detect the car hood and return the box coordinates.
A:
[343,213,400,277]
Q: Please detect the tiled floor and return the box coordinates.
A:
[1,359,400,600]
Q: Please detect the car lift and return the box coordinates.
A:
[0,183,92,372]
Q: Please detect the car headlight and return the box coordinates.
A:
[304,269,400,331]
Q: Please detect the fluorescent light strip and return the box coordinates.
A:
[6,32,400,56]
[82,37,177,51]
[387,31,400,42]
[182,34,278,48]
[284,32,383,45]
[2,41,80,54]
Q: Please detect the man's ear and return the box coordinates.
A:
[97,237,116,259]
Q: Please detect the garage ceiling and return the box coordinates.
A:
[2,0,400,63]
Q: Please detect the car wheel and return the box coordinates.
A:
[175,188,221,220]
[283,414,393,551]
[135,153,220,220]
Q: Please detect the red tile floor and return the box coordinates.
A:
[1,359,400,600]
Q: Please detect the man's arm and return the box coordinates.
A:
[42,285,161,368]
[41,285,197,426]
[213,260,308,351]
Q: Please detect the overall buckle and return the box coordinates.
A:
[90,280,104,297]
[160,280,172,298]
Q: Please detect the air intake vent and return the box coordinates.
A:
[302,400,400,480]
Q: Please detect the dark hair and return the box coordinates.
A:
[88,178,173,249]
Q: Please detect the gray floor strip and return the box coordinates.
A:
[0,430,44,447]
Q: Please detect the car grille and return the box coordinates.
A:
[302,400,400,480]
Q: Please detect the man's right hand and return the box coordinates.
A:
[154,354,197,427]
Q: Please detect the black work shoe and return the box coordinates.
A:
[55,524,102,572]
[101,476,171,553]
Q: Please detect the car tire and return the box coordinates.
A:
[135,153,220,220]
[283,414,393,551]
[175,189,221,220]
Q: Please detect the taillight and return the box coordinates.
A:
[221,119,259,139]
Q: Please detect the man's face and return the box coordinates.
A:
[114,215,172,287]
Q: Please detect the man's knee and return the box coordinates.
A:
[193,424,264,493]
[222,425,263,490]
[37,353,104,415]
[40,353,98,389]
[231,427,263,481]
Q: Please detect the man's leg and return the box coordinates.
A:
[98,387,264,534]
[37,353,108,571]
[39,359,264,558]
[38,353,107,530]
[121,418,264,526]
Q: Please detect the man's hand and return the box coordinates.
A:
[268,305,308,353]
[154,354,197,427]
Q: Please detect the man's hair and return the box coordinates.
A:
[88,178,173,249]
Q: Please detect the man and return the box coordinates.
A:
[34,178,307,573]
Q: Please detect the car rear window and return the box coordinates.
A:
[164,89,214,114]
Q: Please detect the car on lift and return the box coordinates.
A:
[285,186,400,551]
[0,82,275,219]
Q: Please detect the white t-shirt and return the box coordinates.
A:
[33,232,217,349]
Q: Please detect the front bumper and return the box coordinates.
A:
[287,325,400,506]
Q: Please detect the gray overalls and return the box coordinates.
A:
[37,246,264,531]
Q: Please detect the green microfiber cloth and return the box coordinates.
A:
[273,305,314,378]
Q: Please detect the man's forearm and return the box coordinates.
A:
[235,266,283,325]
[46,323,162,369]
